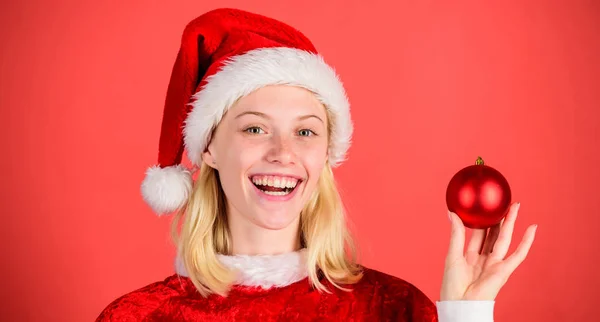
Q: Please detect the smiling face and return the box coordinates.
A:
[202,85,329,231]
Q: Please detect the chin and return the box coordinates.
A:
[250,209,301,231]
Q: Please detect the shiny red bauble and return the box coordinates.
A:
[446,156,512,229]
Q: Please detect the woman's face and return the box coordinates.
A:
[203,85,329,230]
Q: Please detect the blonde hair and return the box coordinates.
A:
[171,161,363,297]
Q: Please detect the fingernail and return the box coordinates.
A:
[447,210,453,222]
[516,202,521,210]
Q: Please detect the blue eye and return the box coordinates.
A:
[245,127,265,134]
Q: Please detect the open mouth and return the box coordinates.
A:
[249,175,301,196]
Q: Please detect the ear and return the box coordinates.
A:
[201,145,218,170]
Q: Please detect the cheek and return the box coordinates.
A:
[299,142,328,177]
[219,139,258,169]
[216,141,253,191]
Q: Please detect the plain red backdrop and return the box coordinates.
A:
[1,0,598,321]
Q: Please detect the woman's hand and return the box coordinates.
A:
[440,202,538,301]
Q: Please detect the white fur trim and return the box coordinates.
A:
[183,47,352,167]
[140,164,193,215]
[175,249,309,289]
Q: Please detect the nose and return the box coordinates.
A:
[266,134,296,165]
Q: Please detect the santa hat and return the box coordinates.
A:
[140,8,353,215]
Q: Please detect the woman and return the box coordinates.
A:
[97,8,537,321]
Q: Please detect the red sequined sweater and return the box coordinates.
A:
[96,250,494,321]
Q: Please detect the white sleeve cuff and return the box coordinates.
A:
[435,300,495,322]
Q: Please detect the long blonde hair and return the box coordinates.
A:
[170,160,363,297]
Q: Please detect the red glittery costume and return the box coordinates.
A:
[97,250,494,321]
[97,8,496,321]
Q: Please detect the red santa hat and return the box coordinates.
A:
[141,8,352,215]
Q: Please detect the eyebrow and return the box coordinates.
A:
[234,111,324,124]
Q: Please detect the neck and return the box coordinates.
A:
[174,206,309,288]
[227,208,302,256]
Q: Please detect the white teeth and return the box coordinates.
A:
[275,178,288,188]
[251,175,299,188]
[263,190,290,196]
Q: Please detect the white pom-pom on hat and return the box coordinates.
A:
[140,165,193,215]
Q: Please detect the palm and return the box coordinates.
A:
[440,203,538,301]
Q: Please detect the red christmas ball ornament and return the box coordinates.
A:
[446,156,512,229]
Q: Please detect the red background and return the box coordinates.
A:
[1,1,598,321]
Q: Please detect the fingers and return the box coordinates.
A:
[490,202,520,260]
[481,221,502,254]
[466,228,487,255]
[446,210,466,262]
[504,224,538,272]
